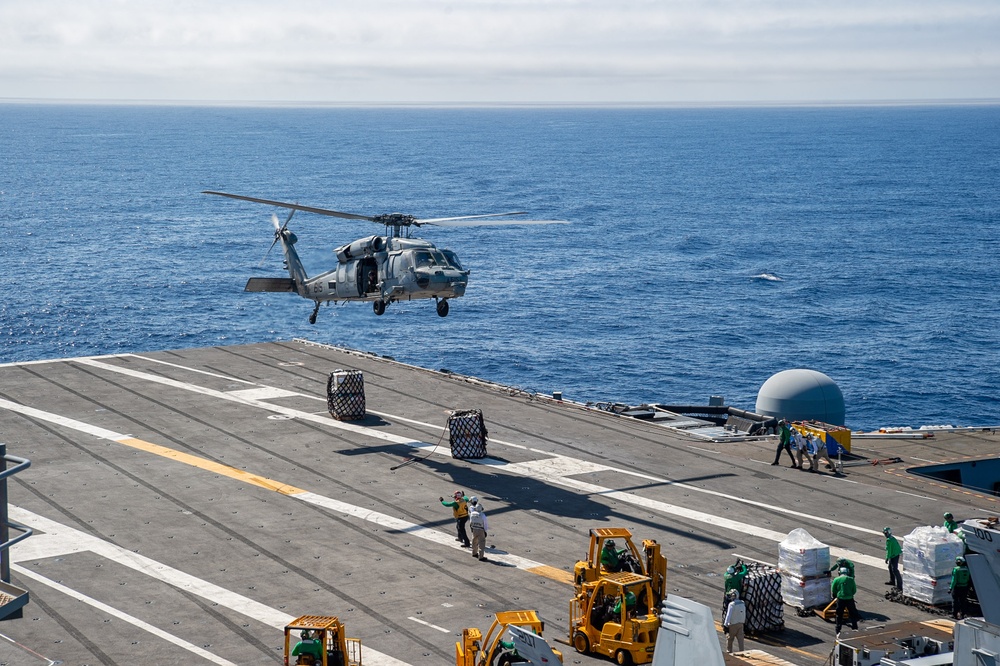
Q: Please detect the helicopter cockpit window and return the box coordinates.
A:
[413,251,435,268]
[440,250,463,270]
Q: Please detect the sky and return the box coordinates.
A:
[1,0,998,104]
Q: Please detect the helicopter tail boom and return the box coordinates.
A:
[245,278,297,293]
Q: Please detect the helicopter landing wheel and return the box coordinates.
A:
[309,301,321,325]
[373,300,386,316]
[436,299,449,318]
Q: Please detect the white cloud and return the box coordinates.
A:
[0,0,998,102]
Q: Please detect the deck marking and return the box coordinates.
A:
[0,398,569,582]
[109,356,887,537]
[406,617,450,633]
[895,490,936,501]
[10,509,410,666]
[4,362,888,569]
[686,445,721,454]
[12,564,239,666]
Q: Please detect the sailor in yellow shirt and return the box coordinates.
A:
[440,489,471,547]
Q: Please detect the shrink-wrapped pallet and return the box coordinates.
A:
[781,573,831,610]
[779,529,831,578]
[901,526,964,578]
[778,528,832,609]
[448,409,488,459]
[901,526,964,604]
[327,370,366,421]
[901,571,952,605]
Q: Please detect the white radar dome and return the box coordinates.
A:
[755,369,845,426]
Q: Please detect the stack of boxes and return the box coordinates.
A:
[901,526,964,605]
[779,528,832,609]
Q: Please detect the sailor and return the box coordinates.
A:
[440,490,471,548]
[792,428,807,469]
[469,497,489,562]
[722,589,746,653]
[771,419,796,466]
[612,589,637,616]
[292,629,324,665]
[829,557,855,578]
[944,512,959,534]
[723,563,748,610]
[950,556,972,620]
[831,567,860,634]
[601,540,626,572]
[883,527,903,589]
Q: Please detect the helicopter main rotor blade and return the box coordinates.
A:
[417,212,528,223]
[203,191,373,222]
[421,218,570,227]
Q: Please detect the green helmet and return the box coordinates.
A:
[945,512,954,520]
[883,527,892,535]
[956,556,966,565]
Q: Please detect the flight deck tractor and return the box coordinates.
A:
[456,610,563,666]
[283,615,361,666]
[574,527,667,604]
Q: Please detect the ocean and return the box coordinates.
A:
[1,103,998,431]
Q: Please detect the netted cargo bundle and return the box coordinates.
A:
[448,409,488,459]
[742,562,784,634]
[327,370,366,421]
[902,571,952,605]
[781,573,831,610]
[901,526,964,579]
[778,528,831,579]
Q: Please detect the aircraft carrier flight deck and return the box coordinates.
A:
[0,339,997,665]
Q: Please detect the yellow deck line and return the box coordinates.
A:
[526,565,575,584]
[117,437,308,495]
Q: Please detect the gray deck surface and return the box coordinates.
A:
[0,339,997,666]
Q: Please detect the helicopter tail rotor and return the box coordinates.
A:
[259,209,296,267]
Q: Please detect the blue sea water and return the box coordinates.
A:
[2,103,999,431]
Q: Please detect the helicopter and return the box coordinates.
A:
[204,191,568,323]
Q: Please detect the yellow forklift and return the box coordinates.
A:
[574,528,667,603]
[283,615,362,666]
[570,571,660,665]
[457,610,563,666]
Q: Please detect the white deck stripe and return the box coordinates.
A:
[12,564,239,666]
[91,357,885,538]
[9,509,408,666]
[5,360,884,570]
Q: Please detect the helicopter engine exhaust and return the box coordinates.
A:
[335,235,385,263]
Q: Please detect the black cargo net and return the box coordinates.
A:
[447,409,488,459]
[327,370,366,421]
[740,561,785,634]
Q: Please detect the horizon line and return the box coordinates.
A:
[2,97,1000,110]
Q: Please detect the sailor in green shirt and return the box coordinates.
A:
[601,540,626,572]
[291,630,324,664]
[883,527,902,589]
[944,512,959,533]
[829,557,855,578]
[831,567,860,633]
[950,556,972,620]
[613,590,637,617]
[723,563,748,610]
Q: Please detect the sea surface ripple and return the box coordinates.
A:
[2,104,998,431]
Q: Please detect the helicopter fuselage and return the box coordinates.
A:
[298,236,469,304]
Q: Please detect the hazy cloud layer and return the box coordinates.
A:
[1,0,998,103]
